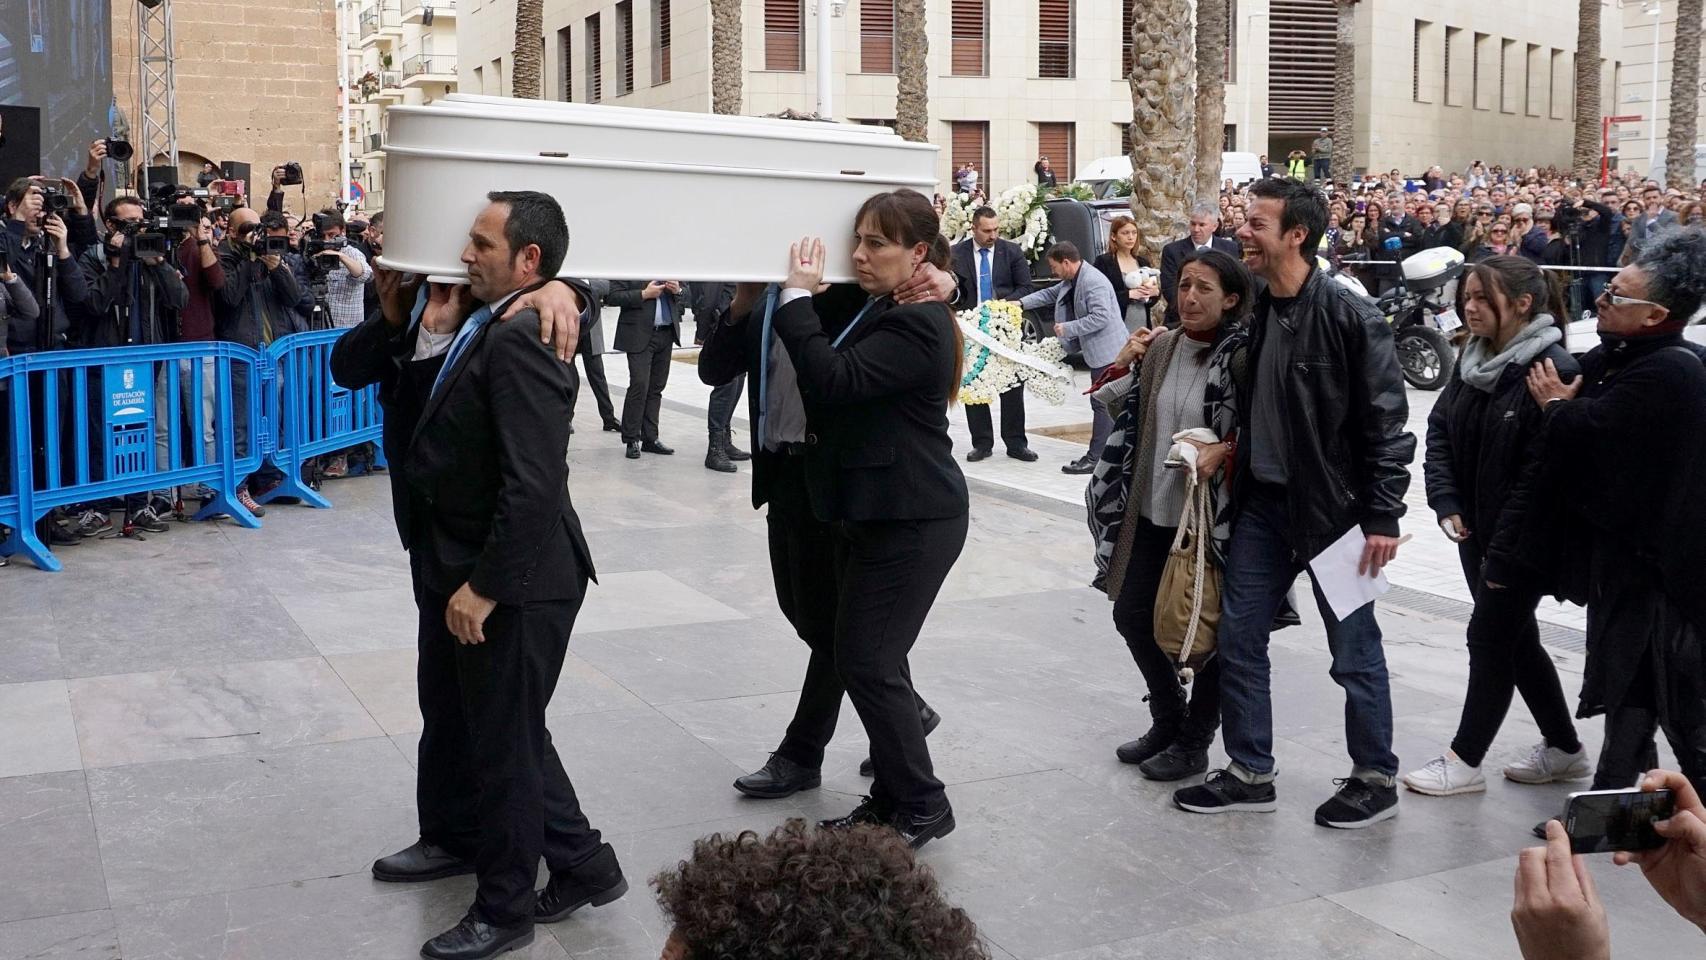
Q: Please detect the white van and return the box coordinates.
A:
[1075,152,1267,198]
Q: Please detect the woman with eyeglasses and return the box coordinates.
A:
[1403,256,1588,797]
[1609,199,1642,267]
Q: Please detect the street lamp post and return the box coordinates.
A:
[1647,0,1663,176]
[1242,12,1270,153]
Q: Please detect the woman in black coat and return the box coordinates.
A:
[1402,256,1588,798]
[771,189,970,849]
[1093,216,1160,328]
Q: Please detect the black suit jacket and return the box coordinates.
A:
[1159,236,1240,309]
[575,278,611,357]
[951,237,1033,302]
[1091,251,1156,317]
[608,280,691,353]
[769,286,969,523]
[330,282,597,605]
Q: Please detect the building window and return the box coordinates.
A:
[1472,32,1486,110]
[490,57,504,95]
[653,0,672,85]
[1412,20,1430,103]
[616,1,634,95]
[861,0,895,73]
[1535,41,1549,116]
[1443,26,1460,106]
[472,65,484,95]
[1038,0,1072,78]
[765,0,804,71]
[1122,0,1134,77]
[586,13,602,103]
[951,0,987,77]
[1553,49,1568,120]
[1222,123,1236,153]
[558,25,572,101]
[1118,122,1134,159]
[950,121,989,193]
[1500,38,1515,114]
[1036,122,1074,182]
[856,118,898,129]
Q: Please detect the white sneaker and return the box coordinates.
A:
[1402,751,1487,796]
[1504,741,1592,784]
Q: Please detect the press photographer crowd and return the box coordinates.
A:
[5,122,1706,959]
[0,138,382,541]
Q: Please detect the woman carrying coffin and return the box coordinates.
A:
[770,188,969,849]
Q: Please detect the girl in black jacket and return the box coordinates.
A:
[1402,256,1587,797]
[771,189,970,850]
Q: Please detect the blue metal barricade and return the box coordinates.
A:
[0,342,268,572]
[261,328,387,509]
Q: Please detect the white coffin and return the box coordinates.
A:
[376,94,939,284]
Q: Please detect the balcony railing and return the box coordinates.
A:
[359,7,379,38]
[403,54,457,79]
[403,0,457,24]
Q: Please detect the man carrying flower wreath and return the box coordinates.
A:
[950,206,1038,462]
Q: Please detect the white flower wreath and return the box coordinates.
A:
[939,184,1052,260]
[956,300,1072,407]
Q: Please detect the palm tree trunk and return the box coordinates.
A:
[894,0,929,142]
[512,0,544,98]
[1330,0,1357,185]
[1667,0,1703,189]
[1194,0,1228,205]
[1129,0,1195,267]
[1573,0,1603,181]
[711,0,743,114]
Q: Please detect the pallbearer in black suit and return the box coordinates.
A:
[697,257,957,802]
[950,206,1038,461]
[773,189,971,849]
[332,192,625,960]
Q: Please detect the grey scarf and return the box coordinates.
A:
[1458,315,1561,392]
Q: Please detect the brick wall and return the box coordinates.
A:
[111,0,341,218]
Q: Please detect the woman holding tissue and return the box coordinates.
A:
[1401,256,1589,797]
[1092,249,1255,782]
[769,188,969,850]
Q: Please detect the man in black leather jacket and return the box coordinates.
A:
[1173,177,1417,829]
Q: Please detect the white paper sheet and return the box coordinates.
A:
[1307,526,1391,622]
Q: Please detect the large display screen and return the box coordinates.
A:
[0,0,114,181]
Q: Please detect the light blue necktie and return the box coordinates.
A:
[655,288,674,327]
[830,299,879,350]
[430,303,495,398]
[979,247,994,302]
[755,284,780,449]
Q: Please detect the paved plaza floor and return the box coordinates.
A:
[0,340,1693,959]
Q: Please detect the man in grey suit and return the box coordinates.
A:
[1019,241,1125,475]
[1629,184,1679,259]
[608,279,691,459]
[951,206,1037,462]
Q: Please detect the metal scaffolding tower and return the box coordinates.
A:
[136,0,180,199]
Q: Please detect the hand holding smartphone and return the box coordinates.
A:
[1564,787,1676,854]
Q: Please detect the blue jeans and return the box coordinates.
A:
[1217,485,1398,777]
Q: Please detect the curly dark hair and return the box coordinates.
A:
[652,819,989,960]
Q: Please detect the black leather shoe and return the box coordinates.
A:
[372,840,475,883]
[891,805,956,850]
[1139,744,1210,781]
[1061,456,1096,475]
[722,430,752,461]
[420,915,533,960]
[1116,721,1179,766]
[860,706,941,777]
[625,442,641,459]
[535,846,629,924]
[640,441,675,455]
[602,418,623,432]
[734,753,822,799]
[819,795,891,831]
[966,448,993,462]
[1006,446,1039,462]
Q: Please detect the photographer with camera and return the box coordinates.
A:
[266,163,303,215]
[2,177,94,355]
[72,196,189,533]
[304,208,371,329]
[216,206,311,513]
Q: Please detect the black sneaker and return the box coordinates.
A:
[1314,777,1399,829]
[76,509,112,538]
[130,506,170,534]
[1173,769,1278,814]
[819,796,891,831]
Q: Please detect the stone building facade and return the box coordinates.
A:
[110,0,341,215]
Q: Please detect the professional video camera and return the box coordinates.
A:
[130,194,203,259]
[303,211,348,261]
[1554,201,1587,236]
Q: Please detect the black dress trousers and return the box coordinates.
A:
[413,565,606,927]
[833,513,968,816]
[965,386,1028,453]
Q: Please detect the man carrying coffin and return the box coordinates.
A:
[332,191,626,960]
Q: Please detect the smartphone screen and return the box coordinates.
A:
[1565,788,1675,854]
